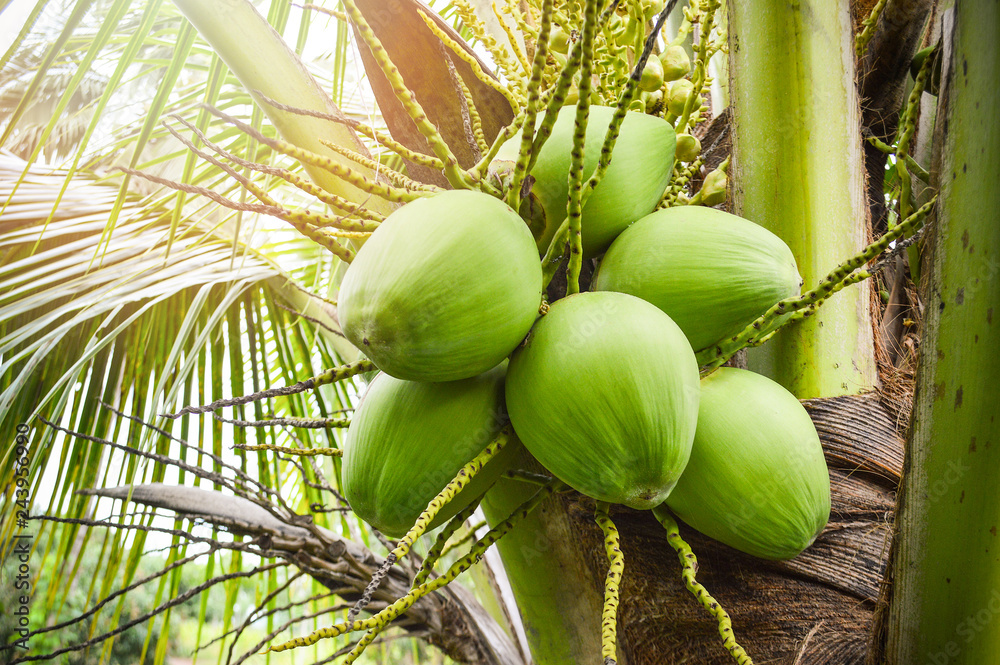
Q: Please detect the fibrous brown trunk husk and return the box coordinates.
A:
[529,392,902,664]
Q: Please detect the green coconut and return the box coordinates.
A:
[660,45,691,81]
[490,105,675,257]
[505,291,700,509]
[665,368,831,560]
[639,56,665,92]
[592,206,801,352]
[342,365,522,538]
[667,78,695,115]
[338,190,542,382]
[675,133,701,163]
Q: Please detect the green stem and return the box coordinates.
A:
[729,0,877,398]
[566,0,601,296]
[594,502,623,665]
[481,450,605,665]
[652,506,753,664]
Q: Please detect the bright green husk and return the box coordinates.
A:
[338,190,542,382]
[342,365,521,538]
[639,57,665,92]
[699,168,727,206]
[667,79,695,115]
[506,292,699,509]
[592,206,801,352]
[491,105,675,257]
[666,368,831,560]
[660,45,691,81]
[675,133,701,162]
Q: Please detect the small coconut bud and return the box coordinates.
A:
[659,45,691,81]
[642,89,664,114]
[700,168,727,206]
[667,78,695,116]
[642,0,665,21]
[619,12,641,46]
[638,56,665,92]
[550,28,570,54]
[675,133,701,162]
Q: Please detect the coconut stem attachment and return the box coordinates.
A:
[595,502,623,665]
[268,478,560,653]
[347,430,512,621]
[469,109,527,180]
[652,506,753,665]
[697,197,937,369]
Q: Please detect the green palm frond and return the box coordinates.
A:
[0,1,514,662]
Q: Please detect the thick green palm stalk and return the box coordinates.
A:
[172,0,393,217]
[481,453,605,665]
[728,0,876,398]
[885,4,1000,662]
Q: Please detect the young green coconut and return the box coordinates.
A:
[342,364,522,538]
[505,291,700,509]
[490,105,676,257]
[665,367,831,560]
[592,205,802,352]
[337,190,543,382]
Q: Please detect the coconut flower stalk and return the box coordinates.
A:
[885,4,1000,661]
[728,0,877,398]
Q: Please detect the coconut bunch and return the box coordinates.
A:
[306,2,832,661]
[335,111,830,562]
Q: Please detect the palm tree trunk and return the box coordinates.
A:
[884,3,1000,661]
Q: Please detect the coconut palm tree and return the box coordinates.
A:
[1,0,997,664]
